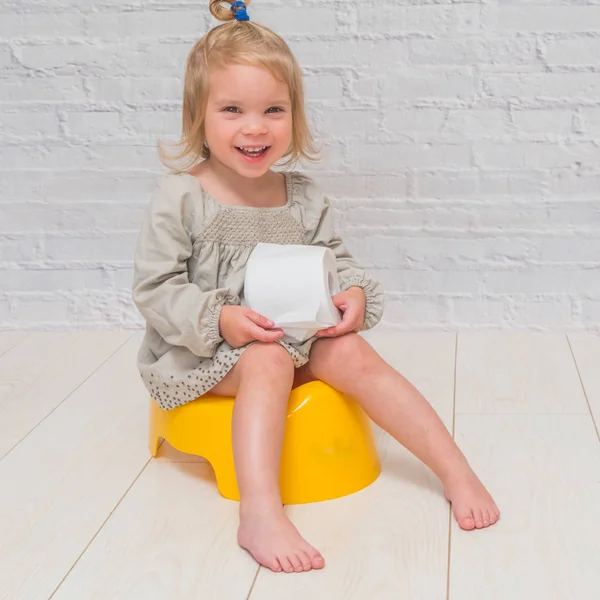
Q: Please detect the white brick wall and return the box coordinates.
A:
[1,0,599,332]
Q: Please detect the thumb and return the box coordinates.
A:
[246,310,274,329]
[331,293,348,309]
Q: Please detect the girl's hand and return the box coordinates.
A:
[316,287,366,339]
[219,305,284,349]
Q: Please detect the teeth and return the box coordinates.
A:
[239,146,267,151]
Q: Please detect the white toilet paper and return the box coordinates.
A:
[243,243,342,344]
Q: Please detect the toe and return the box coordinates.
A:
[279,557,295,573]
[455,506,476,530]
[306,548,325,569]
[482,509,491,527]
[289,553,304,573]
[268,558,282,572]
[298,550,313,571]
[312,554,325,569]
[474,509,484,529]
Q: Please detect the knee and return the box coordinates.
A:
[315,333,379,377]
[238,342,294,382]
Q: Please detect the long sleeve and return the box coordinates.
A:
[132,178,239,358]
[307,185,385,331]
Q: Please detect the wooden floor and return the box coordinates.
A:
[1,330,600,600]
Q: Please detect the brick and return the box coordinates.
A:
[0,237,42,262]
[290,38,408,68]
[64,111,121,139]
[250,6,337,34]
[483,73,600,100]
[71,291,127,324]
[581,299,600,323]
[511,109,573,136]
[443,109,510,138]
[0,11,85,38]
[381,68,475,102]
[484,269,600,294]
[409,37,537,66]
[400,237,531,268]
[351,73,379,99]
[546,39,600,66]
[0,203,147,233]
[0,45,14,69]
[382,296,451,324]
[0,75,87,103]
[87,76,182,103]
[357,4,481,35]
[510,297,573,327]
[87,9,207,39]
[416,170,479,198]
[473,142,600,169]
[44,233,138,262]
[304,75,344,101]
[12,295,70,323]
[0,111,61,141]
[536,236,600,263]
[373,269,480,294]
[0,298,10,321]
[452,297,507,324]
[550,170,600,197]
[19,41,191,76]
[0,171,46,202]
[318,108,380,137]
[382,108,446,135]
[41,172,157,202]
[579,108,600,136]
[317,174,409,198]
[2,268,106,292]
[349,141,471,171]
[490,6,600,32]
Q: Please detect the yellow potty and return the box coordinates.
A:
[149,381,380,504]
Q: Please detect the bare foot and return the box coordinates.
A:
[238,504,325,573]
[444,470,500,530]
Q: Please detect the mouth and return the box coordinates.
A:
[235,145,270,161]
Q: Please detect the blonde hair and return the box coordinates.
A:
[158,0,319,173]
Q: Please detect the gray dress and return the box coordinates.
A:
[132,171,385,410]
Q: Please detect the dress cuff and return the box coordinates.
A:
[339,276,381,331]
[206,291,240,346]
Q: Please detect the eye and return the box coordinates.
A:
[223,106,240,113]
[266,107,284,113]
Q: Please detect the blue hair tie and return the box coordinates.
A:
[231,1,250,21]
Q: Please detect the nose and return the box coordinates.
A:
[241,113,268,136]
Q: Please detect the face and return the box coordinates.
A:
[203,63,293,178]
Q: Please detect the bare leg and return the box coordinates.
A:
[307,334,500,530]
[210,343,325,572]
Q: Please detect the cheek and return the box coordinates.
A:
[205,117,235,144]
[273,117,293,141]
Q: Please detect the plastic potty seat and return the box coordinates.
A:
[149,380,380,504]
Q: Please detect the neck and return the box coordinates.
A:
[202,157,275,193]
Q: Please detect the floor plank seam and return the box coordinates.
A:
[566,333,600,444]
[47,455,154,600]
[244,565,262,600]
[0,332,30,358]
[446,332,458,600]
[0,331,136,464]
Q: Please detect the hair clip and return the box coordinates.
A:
[231,1,250,21]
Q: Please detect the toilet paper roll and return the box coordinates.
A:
[243,243,342,344]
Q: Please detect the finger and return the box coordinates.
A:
[316,321,354,338]
[246,310,275,329]
[317,307,359,338]
[249,323,284,343]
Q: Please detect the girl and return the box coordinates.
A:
[133,0,500,575]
